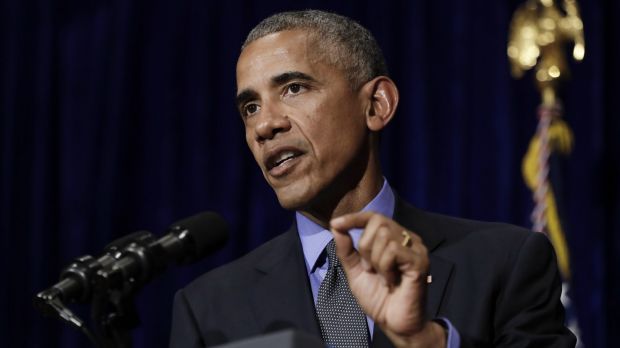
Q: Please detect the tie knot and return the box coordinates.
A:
[325,239,340,269]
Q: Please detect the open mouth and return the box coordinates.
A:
[265,148,304,174]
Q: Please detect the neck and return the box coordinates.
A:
[300,150,383,228]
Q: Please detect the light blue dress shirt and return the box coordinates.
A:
[295,179,460,347]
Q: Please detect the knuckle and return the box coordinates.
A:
[377,226,391,240]
[369,213,387,225]
[359,240,371,255]
[367,215,381,228]
[386,240,399,253]
[378,258,392,273]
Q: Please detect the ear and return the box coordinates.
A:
[361,76,399,131]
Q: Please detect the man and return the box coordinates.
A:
[170,10,575,348]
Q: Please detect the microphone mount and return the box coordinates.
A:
[33,211,229,348]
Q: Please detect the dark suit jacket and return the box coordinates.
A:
[170,199,576,347]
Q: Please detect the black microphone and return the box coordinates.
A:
[94,211,228,290]
[34,230,153,308]
[35,211,228,309]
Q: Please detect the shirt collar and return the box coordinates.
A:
[296,179,396,272]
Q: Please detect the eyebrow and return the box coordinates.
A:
[235,71,318,111]
[235,89,259,112]
[271,71,317,86]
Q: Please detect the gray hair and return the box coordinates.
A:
[242,10,388,89]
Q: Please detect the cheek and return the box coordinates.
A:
[244,119,259,147]
[309,116,366,168]
[245,132,262,164]
[245,128,253,145]
[318,103,365,141]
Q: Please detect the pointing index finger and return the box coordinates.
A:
[330,211,377,232]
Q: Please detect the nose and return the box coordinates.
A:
[254,104,292,142]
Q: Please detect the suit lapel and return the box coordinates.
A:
[426,255,454,317]
[246,196,454,344]
[393,197,454,317]
[249,227,322,337]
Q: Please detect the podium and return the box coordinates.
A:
[213,330,324,348]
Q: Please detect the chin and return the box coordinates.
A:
[272,183,316,211]
[275,192,308,211]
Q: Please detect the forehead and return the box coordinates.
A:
[236,30,329,91]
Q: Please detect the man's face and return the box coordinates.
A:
[236,30,370,211]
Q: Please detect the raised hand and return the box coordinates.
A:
[330,212,446,348]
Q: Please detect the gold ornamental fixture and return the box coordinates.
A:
[508,0,584,106]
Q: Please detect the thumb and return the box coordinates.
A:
[331,228,361,271]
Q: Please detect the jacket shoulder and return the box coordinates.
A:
[399,200,538,249]
[182,229,295,296]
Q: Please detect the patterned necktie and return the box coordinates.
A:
[315,239,369,348]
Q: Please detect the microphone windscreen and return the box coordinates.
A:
[170,211,229,262]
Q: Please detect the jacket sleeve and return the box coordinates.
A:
[474,232,575,347]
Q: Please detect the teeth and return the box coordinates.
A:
[275,151,296,166]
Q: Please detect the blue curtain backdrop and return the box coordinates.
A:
[2,0,618,347]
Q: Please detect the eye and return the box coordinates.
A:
[243,103,260,117]
[285,83,305,95]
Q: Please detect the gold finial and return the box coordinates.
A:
[508,0,585,106]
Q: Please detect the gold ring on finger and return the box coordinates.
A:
[401,230,412,247]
